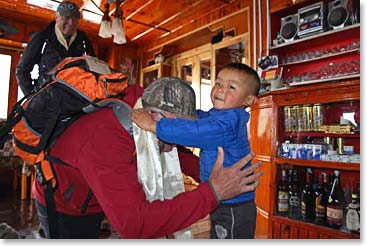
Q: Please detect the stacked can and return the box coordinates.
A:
[296,105,312,131]
[312,104,324,131]
[284,106,297,132]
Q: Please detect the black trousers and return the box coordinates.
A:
[210,200,257,239]
[35,199,104,239]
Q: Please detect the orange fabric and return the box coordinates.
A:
[13,114,41,164]
[41,160,56,187]
[56,67,128,100]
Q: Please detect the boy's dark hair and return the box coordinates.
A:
[221,63,261,96]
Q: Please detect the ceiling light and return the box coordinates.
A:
[98,0,126,44]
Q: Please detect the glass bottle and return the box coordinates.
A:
[288,168,301,219]
[314,173,328,224]
[346,182,360,232]
[277,169,289,215]
[326,170,344,228]
[302,168,315,221]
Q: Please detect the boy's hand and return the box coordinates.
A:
[130,109,157,133]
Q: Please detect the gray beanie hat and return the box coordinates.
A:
[57,1,81,19]
[142,77,196,119]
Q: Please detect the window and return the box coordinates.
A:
[0,54,11,119]
[27,0,103,24]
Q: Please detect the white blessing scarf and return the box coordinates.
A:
[133,98,192,239]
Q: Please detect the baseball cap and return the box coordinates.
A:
[57,1,81,19]
[142,77,197,119]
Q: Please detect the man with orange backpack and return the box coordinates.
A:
[32,77,263,239]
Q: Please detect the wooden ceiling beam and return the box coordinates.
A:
[133,0,226,44]
[141,0,248,51]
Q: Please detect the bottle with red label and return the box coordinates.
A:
[314,173,328,224]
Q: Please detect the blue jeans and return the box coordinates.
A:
[210,200,257,239]
[35,199,104,239]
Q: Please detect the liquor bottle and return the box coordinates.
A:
[314,173,328,224]
[326,170,344,228]
[346,182,360,232]
[288,168,301,219]
[302,168,315,221]
[277,169,289,215]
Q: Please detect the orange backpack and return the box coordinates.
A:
[1,55,129,189]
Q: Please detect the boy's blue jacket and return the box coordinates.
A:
[156,108,254,204]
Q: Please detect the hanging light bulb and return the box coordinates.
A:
[98,3,112,38]
[111,0,126,44]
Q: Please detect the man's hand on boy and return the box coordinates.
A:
[209,147,263,202]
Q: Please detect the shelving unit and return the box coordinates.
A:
[140,63,172,88]
[251,0,360,239]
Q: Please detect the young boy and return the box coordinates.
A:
[131,63,261,239]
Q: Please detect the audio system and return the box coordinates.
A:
[277,1,359,44]
[298,2,326,37]
[280,14,298,42]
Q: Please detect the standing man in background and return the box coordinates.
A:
[16,0,95,95]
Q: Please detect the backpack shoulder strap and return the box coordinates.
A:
[83,99,133,137]
[111,101,133,137]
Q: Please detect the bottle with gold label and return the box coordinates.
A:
[326,170,344,228]
[277,169,289,216]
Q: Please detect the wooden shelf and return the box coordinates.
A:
[272,215,360,239]
[270,24,360,50]
[275,158,360,171]
[280,48,360,66]
[284,132,360,138]
[289,74,360,87]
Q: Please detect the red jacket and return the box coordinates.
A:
[33,86,216,238]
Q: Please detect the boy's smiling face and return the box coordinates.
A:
[211,68,256,110]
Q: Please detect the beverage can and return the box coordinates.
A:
[312,104,324,131]
[296,105,312,131]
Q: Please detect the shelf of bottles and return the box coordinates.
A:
[278,100,360,165]
[275,98,360,236]
[276,164,360,235]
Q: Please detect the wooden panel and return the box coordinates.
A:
[308,230,318,239]
[269,0,294,13]
[318,233,330,239]
[249,106,273,156]
[280,223,290,239]
[255,208,269,239]
[272,221,281,239]
[272,215,360,239]
[289,225,299,239]
[254,159,270,212]
[299,228,309,239]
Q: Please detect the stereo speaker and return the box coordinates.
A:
[353,0,360,23]
[327,0,354,29]
[280,14,298,42]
